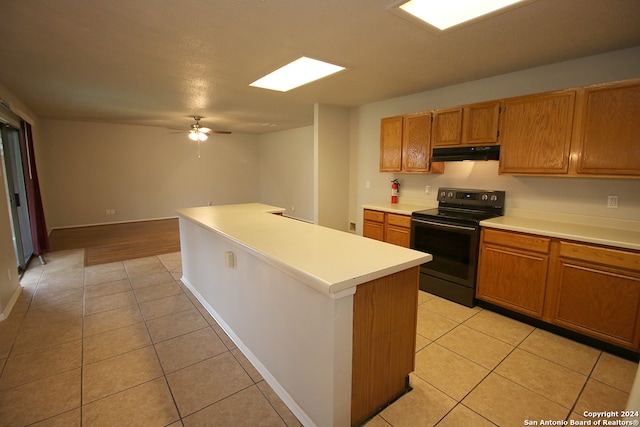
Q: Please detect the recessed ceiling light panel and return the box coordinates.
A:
[250,56,345,92]
[399,0,525,31]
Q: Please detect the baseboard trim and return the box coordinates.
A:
[48,216,179,232]
[180,276,316,427]
[0,285,23,321]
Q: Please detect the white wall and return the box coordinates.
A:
[350,47,640,233]
[38,120,261,228]
[258,126,314,222]
[315,104,351,230]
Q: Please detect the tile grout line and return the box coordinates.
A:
[414,299,597,424]
[133,255,193,424]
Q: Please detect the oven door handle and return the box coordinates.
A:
[411,218,476,232]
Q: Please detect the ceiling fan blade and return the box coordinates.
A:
[166,117,232,135]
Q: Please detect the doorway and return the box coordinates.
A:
[1,123,33,276]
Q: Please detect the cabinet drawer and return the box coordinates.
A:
[482,228,550,253]
[364,209,385,223]
[386,213,411,228]
[559,241,640,273]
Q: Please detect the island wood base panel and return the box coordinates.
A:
[351,266,419,426]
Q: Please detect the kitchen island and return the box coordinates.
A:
[176,203,431,427]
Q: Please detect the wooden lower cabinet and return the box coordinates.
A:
[385,213,411,248]
[546,241,640,350]
[363,209,411,248]
[477,228,640,352]
[363,209,385,242]
[476,229,550,318]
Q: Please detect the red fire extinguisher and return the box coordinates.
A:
[391,179,400,204]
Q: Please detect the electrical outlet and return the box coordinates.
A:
[607,195,618,208]
[225,251,235,268]
[425,185,431,195]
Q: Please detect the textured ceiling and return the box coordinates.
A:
[1,0,639,134]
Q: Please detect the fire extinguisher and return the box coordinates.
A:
[391,179,400,204]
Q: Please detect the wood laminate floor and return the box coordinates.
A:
[48,218,180,266]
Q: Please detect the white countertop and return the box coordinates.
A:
[480,215,640,251]
[362,202,436,216]
[363,202,640,251]
[177,203,432,296]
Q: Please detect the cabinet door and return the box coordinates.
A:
[363,210,385,241]
[402,112,432,172]
[499,91,575,174]
[462,101,500,145]
[385,213,411,247]
[476,229,550,318]
[380,116,403,172]
[575,80,640,176]
[363,220,384,241]
[385,225,411,248]
[431,108,462,147]
[547,242,640,350]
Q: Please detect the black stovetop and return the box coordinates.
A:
[411,188,505,225]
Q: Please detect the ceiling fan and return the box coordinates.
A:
[187,116,231,141]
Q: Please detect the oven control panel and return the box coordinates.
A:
[437,188,505,208]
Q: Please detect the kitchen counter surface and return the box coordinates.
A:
[362,202,437,215]
[177,203,431,296]
[480,214,640,251]
[363,201,640,252]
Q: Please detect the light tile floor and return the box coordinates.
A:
[0,249,637,426]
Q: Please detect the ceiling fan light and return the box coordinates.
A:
[198,132,208,141]
[188,131,199,141]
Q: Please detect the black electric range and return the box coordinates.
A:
[410,188,505,307]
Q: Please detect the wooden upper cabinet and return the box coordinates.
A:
[380,112,439,173]
[574,80,640,176]
[431,108,462,147]
[499,90,576,175]
[462,101,501,145]
[380,116,404,172]
[402,112,432,172]
[432,101,500,147]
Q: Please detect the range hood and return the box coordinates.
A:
[431,145,500,162]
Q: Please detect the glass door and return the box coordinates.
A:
[1,124,33,275]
